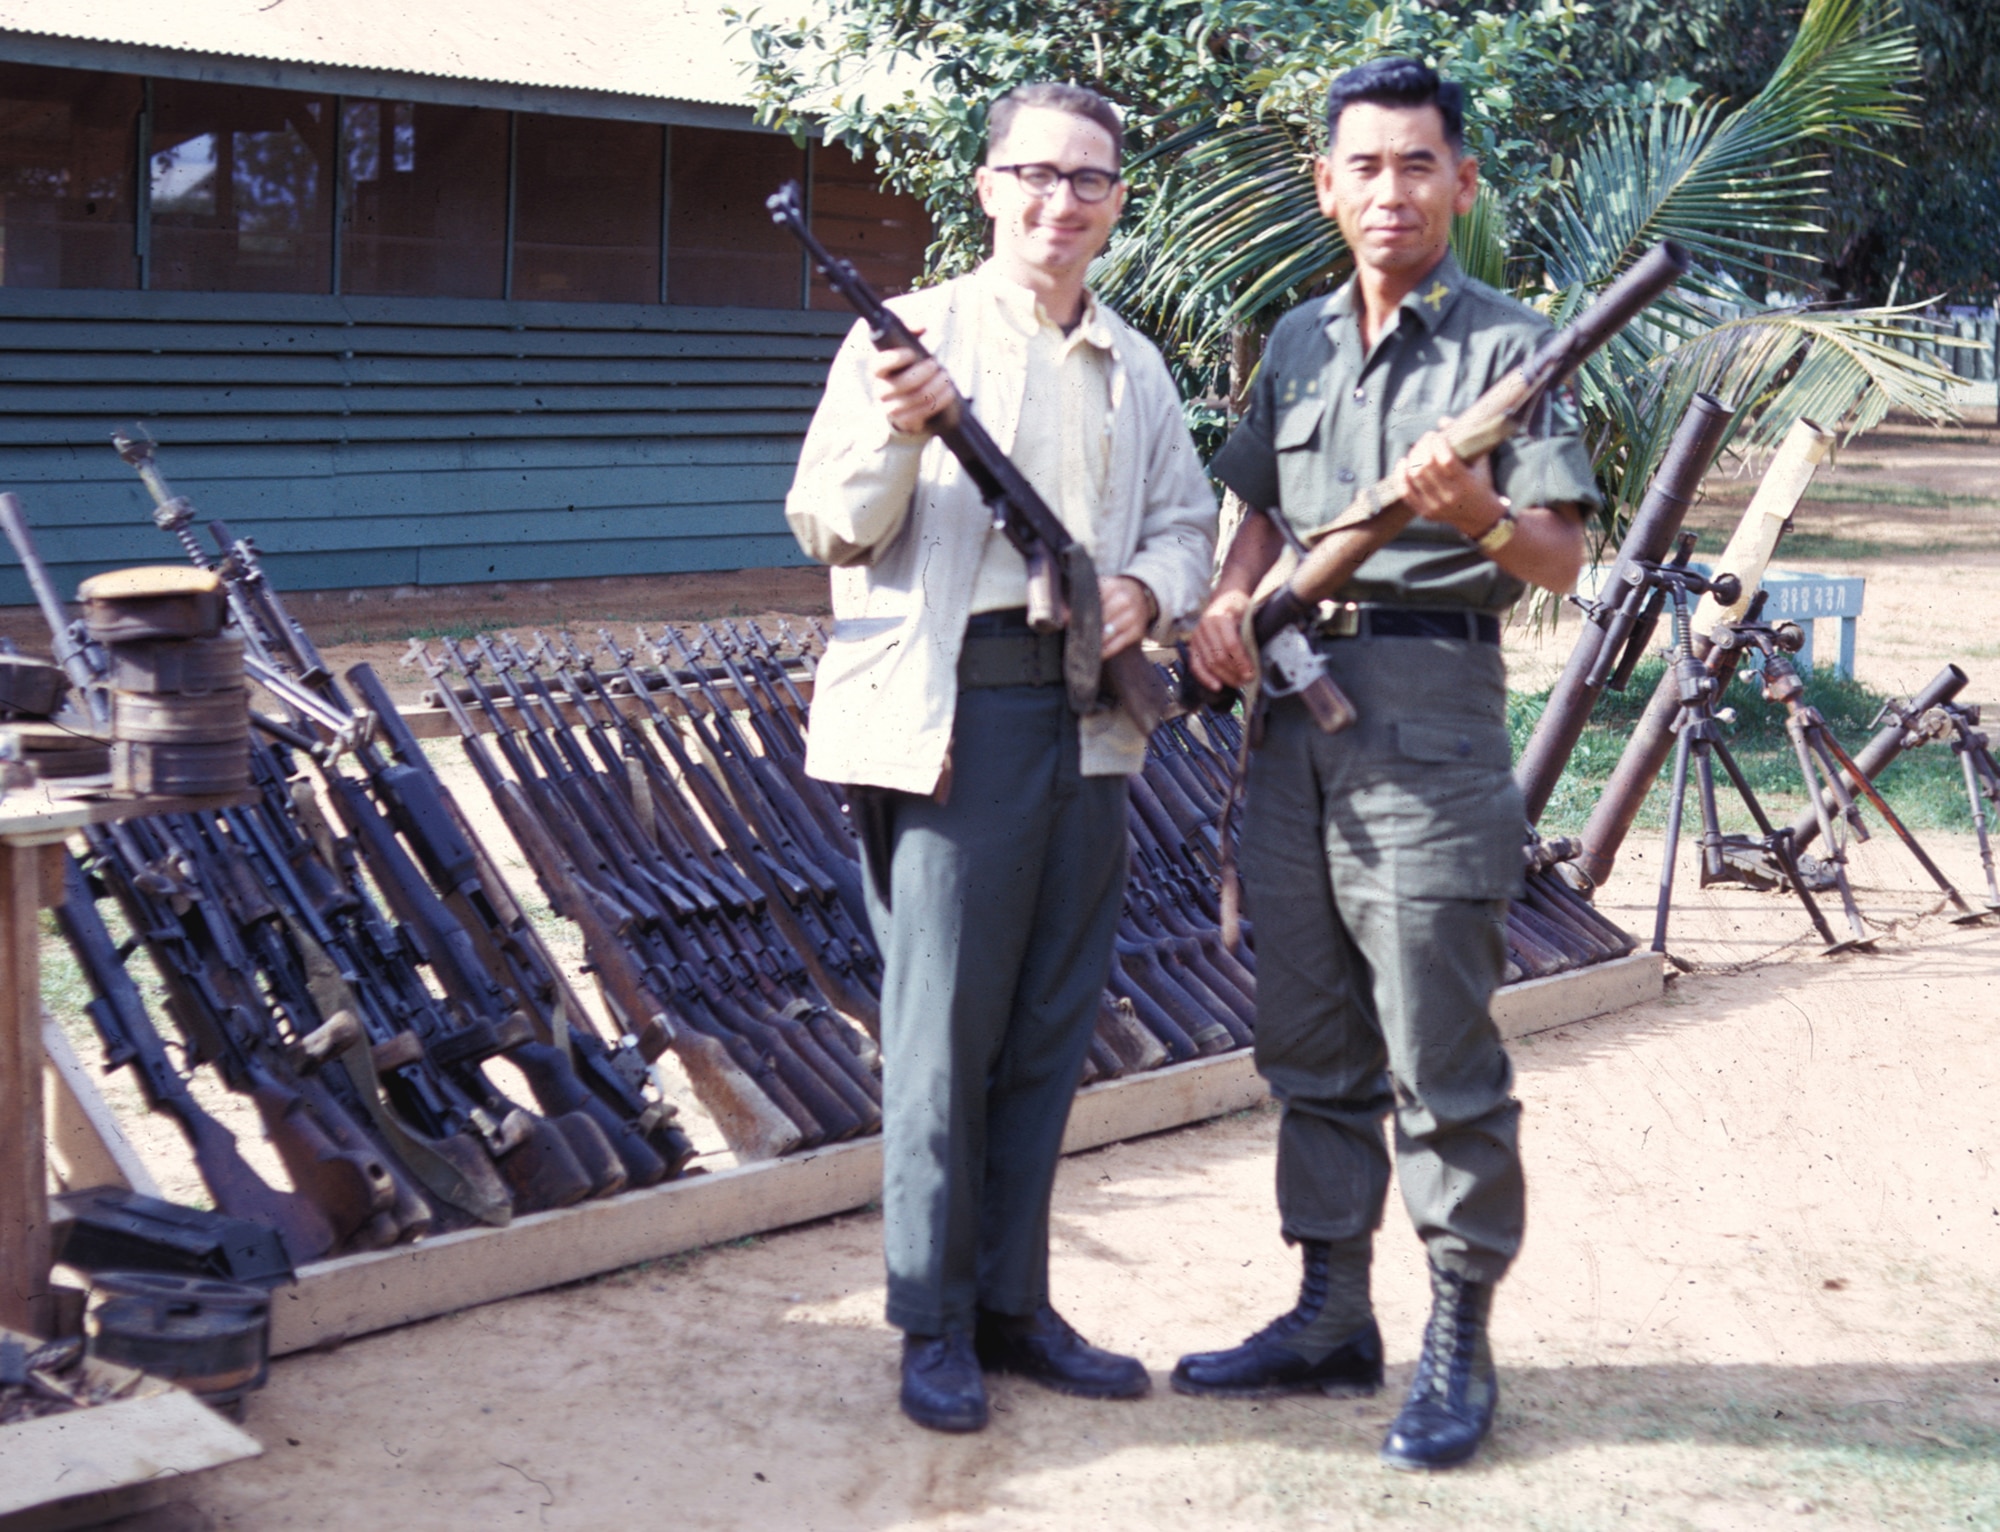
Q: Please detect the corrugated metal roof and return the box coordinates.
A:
[0,0,764,110]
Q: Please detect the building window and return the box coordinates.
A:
[0,64,937,307]
[668,126,804,309]
[150,80,335,292]
[808,141,928,309]
[340,101,507,299]
[513,113,663,304]
[0,64,139,289]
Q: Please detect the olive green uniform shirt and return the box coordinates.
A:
[1210,252,1601,613]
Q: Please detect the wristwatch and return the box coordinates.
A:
[1474,498,1517,556]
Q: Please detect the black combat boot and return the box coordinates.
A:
[1380,1266,1498,1471]
[1171,1238,1383,1398]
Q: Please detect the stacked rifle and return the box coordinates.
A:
[6,415,1707,1281]
[5,476,702,1271]
[408,618,1272,1098]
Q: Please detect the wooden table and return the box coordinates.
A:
[0,788,254,1337]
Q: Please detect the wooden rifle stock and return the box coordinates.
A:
[492,778,804,1162]
[57,854,340,1264]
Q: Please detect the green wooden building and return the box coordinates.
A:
[0,2,929,604]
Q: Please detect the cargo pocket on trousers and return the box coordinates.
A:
[1386,718,1523,898]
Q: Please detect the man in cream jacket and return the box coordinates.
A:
[786,82,1215,1432]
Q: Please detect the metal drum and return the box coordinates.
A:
[86,1270,271,1415]
[110,687,248,744]
[111,737,250,796]
[79,566,226,644]
[108,634,245,695]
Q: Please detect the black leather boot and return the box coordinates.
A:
[1380,1266,1497,1470]
[975,1305,1150,1399]
[900,1330,988,1433]
[1171,1239,1383,1398]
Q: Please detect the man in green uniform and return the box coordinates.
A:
[1176,57,1597,1470]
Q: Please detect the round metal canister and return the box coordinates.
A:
[0,654,69,718]
[87,1271,271,1412]
[111,737,250,795]
[108,634,245,695]
[78,566,226,644]
[110,687,248,744]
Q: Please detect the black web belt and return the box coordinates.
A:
[958,608,1066,689]
[1314,605,1502,646]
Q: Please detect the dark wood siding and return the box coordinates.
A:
[0,287,851,604]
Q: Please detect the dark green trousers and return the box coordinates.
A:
[859,684,1128,1335]
[1242,634,1527,1283]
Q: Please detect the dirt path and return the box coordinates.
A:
[13,421,1998,1530]
[115,837,2000,1531]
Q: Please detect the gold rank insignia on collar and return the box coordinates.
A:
[1420,279,1450,311]
[1279,377,1321,405]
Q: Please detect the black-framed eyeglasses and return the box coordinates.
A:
[990,163,1122,203]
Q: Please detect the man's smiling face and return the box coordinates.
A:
[1316,100,1479,281]
[976,106,1126,286]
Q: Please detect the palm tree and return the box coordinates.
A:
[1097,0,1961,524]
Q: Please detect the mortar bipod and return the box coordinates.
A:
[1631,562,1856,959]
[1732,621,1981,929]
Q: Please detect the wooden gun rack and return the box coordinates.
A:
[3,703,1660,1359]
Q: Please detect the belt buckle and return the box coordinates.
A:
[1315,601,1360,639]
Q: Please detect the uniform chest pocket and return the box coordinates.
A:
[1274,398,1325,452]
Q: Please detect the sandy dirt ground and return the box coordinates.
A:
[10,421,2000,1529]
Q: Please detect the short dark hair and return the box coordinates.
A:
[988,84,1124,161]
[1324,57,1464,154]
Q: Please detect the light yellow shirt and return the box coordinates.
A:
[785,264,1219,792]
[967,278,1116,614]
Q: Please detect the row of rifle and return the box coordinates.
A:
[7,422,1674,1274]
[7,451,702,1268]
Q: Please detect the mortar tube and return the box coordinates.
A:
[1518,391,1734,822]
[1575,629,1747,887]
[1786,663,1968,854]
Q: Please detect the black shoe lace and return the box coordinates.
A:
[1245,1248,1329,1345]
[1408,1271,1479,1406]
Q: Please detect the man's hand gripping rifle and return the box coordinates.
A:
[767,181,1171,736]
[1212,241,1691,733]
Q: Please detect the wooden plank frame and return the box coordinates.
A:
[267,951,1658,1357]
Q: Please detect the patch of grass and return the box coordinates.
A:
[1703,479,2000,510]
[1802,482,2000,509]
[1753,530,2000,562]
[1517,658,1977,837]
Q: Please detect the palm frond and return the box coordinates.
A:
[1585,304,1961,513]
[1450,187,1508,291]
[1537,0,1916,289]
[1098,119,1340,348]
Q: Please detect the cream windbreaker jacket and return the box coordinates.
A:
[786,266,1218,796]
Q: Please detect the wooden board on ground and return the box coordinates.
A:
[268,953,1649,1357]
[0,1389,261,1532]
[1492,950,1662,1040]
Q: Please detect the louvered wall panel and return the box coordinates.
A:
[0,287,852,605]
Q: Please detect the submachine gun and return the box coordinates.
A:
[766,180,1172,737]
[112,430,694,1199]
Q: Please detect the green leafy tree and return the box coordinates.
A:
[737,0,1961,530]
